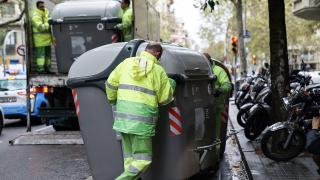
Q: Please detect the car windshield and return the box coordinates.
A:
[0,79,26,91]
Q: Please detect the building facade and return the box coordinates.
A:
[290,0,320,71]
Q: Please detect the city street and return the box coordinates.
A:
[1,103,320,180]
[0,0,319,179]
[0,115,250,180]
[0,120,90,180]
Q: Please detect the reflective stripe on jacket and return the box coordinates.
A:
[32,8,52,47]
[106,51,175,136]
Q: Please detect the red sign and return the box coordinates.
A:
[16,45,25,56]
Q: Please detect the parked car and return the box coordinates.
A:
[0,76,49,122]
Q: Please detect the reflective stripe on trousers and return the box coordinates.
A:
[116,133,152,180]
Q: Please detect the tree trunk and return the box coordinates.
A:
[268,0,289,122]
[234,0,247,76]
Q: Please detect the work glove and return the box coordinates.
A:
[167,97,177,107]
[214,89,221,97]
[114,24,122,30]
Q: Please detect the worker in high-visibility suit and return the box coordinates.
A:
[106,43,175,180]
[204,53,232,162]
[31,1,52,73]
[115,0,133,42]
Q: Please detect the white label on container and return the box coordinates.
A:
[97,23,104,31]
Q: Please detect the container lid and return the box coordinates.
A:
[136,43,211,77]
[68,41,212,88]
[68,42,127,80]
[50,0,122,22]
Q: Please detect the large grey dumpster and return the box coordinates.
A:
[50,0,122,73]
[67,40,224,180]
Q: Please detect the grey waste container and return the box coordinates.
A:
[67,40,224,180]
[50,0,122,73]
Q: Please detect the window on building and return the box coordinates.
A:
[5,32,17,55]
[1,3,15,17]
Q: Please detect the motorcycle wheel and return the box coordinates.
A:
[261,129,306,162]
[236,101,240,110]
[235,92,242,110]
[244,113,268,141]
[237,109,248,127]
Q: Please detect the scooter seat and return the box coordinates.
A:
[307,83,320,91]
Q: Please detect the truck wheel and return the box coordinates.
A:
[52,125,65,131]
[35,103,49,125]
[52,118,80,131]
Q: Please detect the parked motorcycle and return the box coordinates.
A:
[235,76,255,109]
[243,70,311,140]
[261,78,320,161]
[237,76,269,127]
[244,86,272,140]
[235,75,254,109]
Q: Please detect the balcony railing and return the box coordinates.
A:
[293,0,320,20]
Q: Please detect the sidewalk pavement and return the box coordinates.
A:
[9,125,84,145]
[229,101,320,180]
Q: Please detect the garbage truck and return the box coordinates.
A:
[67,40,232,180]
[25,0,160,130]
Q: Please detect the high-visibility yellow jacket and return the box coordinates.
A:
[116,7,133,42]
[31,8,52,47]
[212,64,231,94]
[106,51,175,136]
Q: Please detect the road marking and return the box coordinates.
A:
[35,126,52,132]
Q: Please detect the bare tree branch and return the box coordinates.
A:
[0,0,9,4]
[0,7,25,27]
[230,0,236,5]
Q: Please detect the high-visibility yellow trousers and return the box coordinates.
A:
[35,46,51,72]
[116,133,152,180]
[214,94,228,161]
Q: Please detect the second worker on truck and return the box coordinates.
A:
[115,0,133,42]
[31,1,52,73]
[106,43,175,180]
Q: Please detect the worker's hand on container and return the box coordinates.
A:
[114,24,122,30]
[167,97,177,107]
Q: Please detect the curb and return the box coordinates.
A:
[228,109,254,180]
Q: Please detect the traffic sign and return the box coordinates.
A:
[16,45,25,56]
